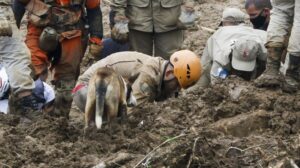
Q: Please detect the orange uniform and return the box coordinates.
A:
[25,0,102,82]
[18,0,103,118]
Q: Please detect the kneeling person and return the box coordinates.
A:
[200,37,267,86]
[0,65,55,114]
[198,8,267,87]
[73,50,202,112]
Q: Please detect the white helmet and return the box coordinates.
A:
[0,66,9,99]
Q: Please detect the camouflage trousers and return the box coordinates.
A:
[266,0,300,56]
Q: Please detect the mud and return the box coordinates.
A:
[1,76,300,168]
[1,0,300,167]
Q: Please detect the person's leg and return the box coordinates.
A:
[52,30,84,119]
[266,0,294,48]
[282,1,300,93]
[25,23,49,80]
[0,36,40,115]
[0,37,34,95]
[154,29,183,59]
[128,29,153,55]
[287,1,300,56]
[255,0,294,87]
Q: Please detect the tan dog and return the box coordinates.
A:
[84,67,138,133]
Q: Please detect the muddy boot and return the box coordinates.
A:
[9,92,41,121]
[282,55,300,93]
[255,47,284,88]
[53,79,75,119]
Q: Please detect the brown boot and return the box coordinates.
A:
[255,47,284,87]
[52,79,76,119]
[282,54,300,93]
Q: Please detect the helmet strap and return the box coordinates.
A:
[156,61,171,100]
[163,61,176,81]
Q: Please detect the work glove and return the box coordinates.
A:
[177,3,197,30]
[0,15,12,37]
[82,37,103,66]
[111,15,129,44]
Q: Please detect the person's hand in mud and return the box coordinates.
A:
[111,15,129,44]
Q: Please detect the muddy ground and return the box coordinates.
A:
[1,0,300,167]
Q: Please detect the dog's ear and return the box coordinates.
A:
[127,71,140,85]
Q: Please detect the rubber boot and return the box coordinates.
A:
[255,47,284,87]
[282,54,300,93]
[53,79,76,119]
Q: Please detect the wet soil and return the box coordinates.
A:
[1,76,299,168]
[1,0,300,167]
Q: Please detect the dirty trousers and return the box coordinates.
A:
[0,37,35,95]
[25,23,85,82]
[266,0,300,56]
[129,29,184,59]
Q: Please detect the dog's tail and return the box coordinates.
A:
[95,78,107,129]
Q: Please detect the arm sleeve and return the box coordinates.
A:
[201,40,213,72]
[132,73,158,106]
[110,0,127,16]
[86,0,103,38]
[12,0,26,28]
[199,38,213,87]
[198,43,212,87]
[256,43,267,77]
[131,59,162,106]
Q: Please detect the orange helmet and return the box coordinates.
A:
[170,50,202,89]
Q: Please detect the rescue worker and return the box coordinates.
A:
[13,0,103,118]
[0,65,55,114]
[0,8,40,115]
[73,50,202,111]
[245,0,272,31]
[199,8,267,87]
[255,1,300,93]
[245,0,290,77]
[110,0,196,59]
